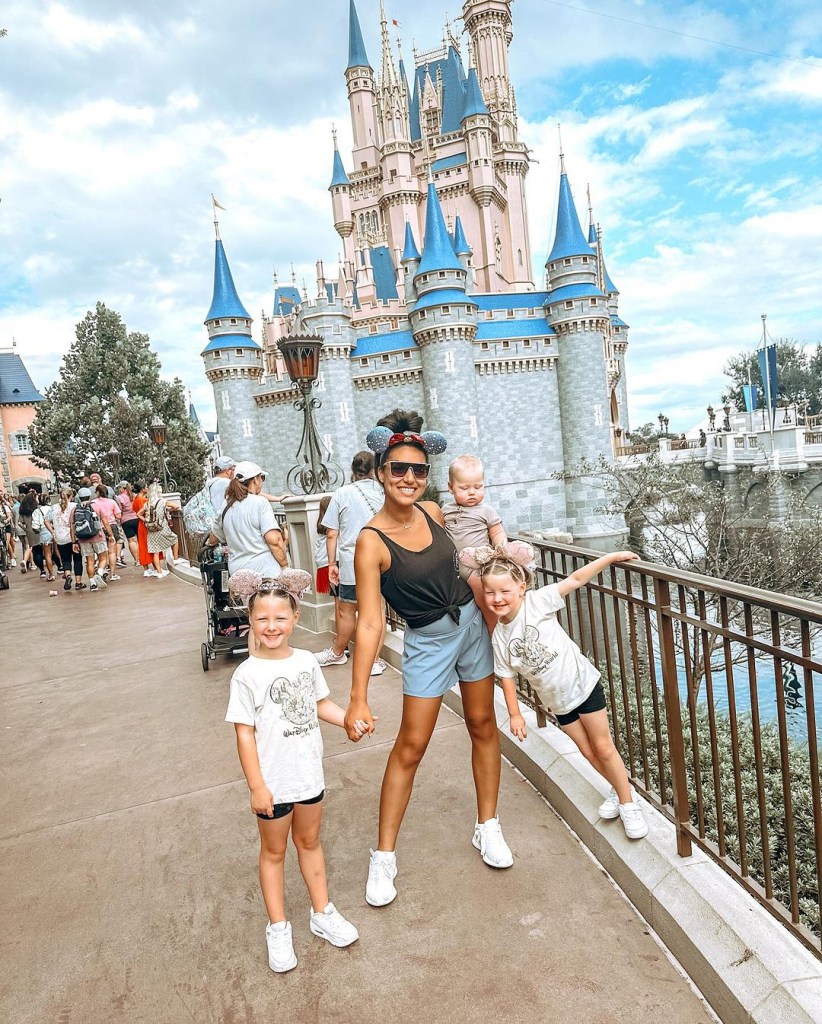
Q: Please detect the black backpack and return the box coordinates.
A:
[74,503,102,539]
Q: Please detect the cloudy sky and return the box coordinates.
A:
[1,0,820,433]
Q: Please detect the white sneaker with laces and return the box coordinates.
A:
[10,558,16,567]
[366,849,397,906]
[89,579,98,592]
[599,785,638,819]
[309,902,359,947]
[143,568,158,577]
[370,658,386,676]
[265,921,297,973]
[472,817,514,868]
[316,646,347,667]
[618,801,649,839]
[159,568,169,577]
[94,573,107,590]
[108,574,121,582]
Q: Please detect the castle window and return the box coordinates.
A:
[221,392,230,410]
[242,418,253,438]
[10,431,31,454]
[564,301,574,310]
[527,308,536,316]
[441,306,450,314]
[581,256,589,264]
[381,353,390,363]
[480,342,489,351]
[230,318,237,325]
[614,326,621,333]
[323,433,334,456]
[523,340,531,348]
[235,349,245,357]
[438,271,447,279]
[429,387,438,409]
[212,350,222,360]
[518,249,523,266]
[390,318,398,330]
[369,323,378,334]
[444,351,455,372]
[507,309,515,318]
[403,350,412,360]
[213,320,221,326]
[502,341,510,350]
[563,258,572,266]
[589,298,598,307]
[469,415,478,439]
[485,311,493,320]
[360,357,369,367]
[333,325,342,334]
[418,311,427,320]
[340,402,350,423]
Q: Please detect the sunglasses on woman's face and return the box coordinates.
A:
[386,461,430,480]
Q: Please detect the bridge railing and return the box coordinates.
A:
[525,539,822,958]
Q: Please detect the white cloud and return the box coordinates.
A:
[41,2,144,51]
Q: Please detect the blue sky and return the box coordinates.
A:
[0,0,820,434]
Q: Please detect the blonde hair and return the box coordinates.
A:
[248,588,299,616]
[448,454,484,483]
[60,488,74,512]
[476,555,533,588]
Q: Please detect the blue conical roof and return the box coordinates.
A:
[461,67,488,120]
[588,221,597,245]
[329,143,350,188]
[547,173,592,263]
[417,183,463,275]
[401,221,421,262]
[453,215,471,255]
[205,240,251,323]
[603,260,618,294]
[347,0,370,69]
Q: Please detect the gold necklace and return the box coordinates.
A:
[384,509,415,530]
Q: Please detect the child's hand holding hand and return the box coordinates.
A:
[509,713,527,741]
[350,717,378,742]
[250,785,274,817]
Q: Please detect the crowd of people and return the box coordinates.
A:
[217,409,650,975]
[0,471,181,592]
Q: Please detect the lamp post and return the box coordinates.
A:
[107,446,121,482]
[722,404,732,432]
[276,334,342,494]
[707,405,716,431]
[148,416,176,491]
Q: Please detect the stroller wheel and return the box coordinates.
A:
[201,643,210,672]
[0,574,9,590]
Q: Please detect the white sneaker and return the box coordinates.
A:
[366,849,397,906]
[89,579,98,592]
[265,921,297,973]
[309,902,359,947]
[618,801,649,839]
[598,785,639,819]
[93,573,107,590]
[472,817,514,868]
[10,558,16,567]
[108,574,121,582]
[370,658,386,676]
[316,646,347,667]
[143,568,159,577]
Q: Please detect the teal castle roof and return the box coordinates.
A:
[201,333,260,354]
[417,182,462,276]
[0,352,44,404]
[205,239,251,322]
[410,46,467,140]
[347,0,370,69]
[370,245,399,300]
[547,172,592,263]
[588,221,597,245]
[453,215,471,255]
[461,67,488,120]
[402,221,421,262]
[329,140,350,188]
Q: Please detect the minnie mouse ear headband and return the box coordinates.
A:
[366,426,448,457]
[229,568,313,604]
[459,541,536,573]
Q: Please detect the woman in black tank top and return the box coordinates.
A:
[343,412,513,908]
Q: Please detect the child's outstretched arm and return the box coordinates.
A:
[500,676,527,740]
[557,551,638,598]
[317,698,374,739]
[234,723,274,816]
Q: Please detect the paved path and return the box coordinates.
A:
[0,563,712,1023]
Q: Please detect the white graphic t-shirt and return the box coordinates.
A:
[225,649,330,803]
[492,584,600,716]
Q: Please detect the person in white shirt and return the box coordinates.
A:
[210,461,287,578]
[462,541,649,841]
[208,456,236,518]
[225,572,367,973]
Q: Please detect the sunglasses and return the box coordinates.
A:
[386,461,430,480]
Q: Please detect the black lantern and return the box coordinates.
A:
[707,405,716,431]
[277,334,342,494]
[722,404,731,432]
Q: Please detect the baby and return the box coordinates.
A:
[442,455,507,630]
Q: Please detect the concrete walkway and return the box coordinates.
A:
[0,564,712,1024]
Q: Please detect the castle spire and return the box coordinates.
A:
[402,221,421,262]
[461,65,488,120]
[587,183,597,245]
[417,182,462,275]
[453,214,471,256]
[547,157,591,263]
[347,0,370,69]
[329,126,350,188]
[379,0,398,89]
[204,236,251,324]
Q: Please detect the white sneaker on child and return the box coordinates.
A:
[472,817,514,868]
[598,785,638,820]
[366,849,397,906]
[309,902,359,947]
[265,921,297,972]
[618,801,649,839]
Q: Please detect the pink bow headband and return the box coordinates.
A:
[459,541,536,572]
[228,569,313,605]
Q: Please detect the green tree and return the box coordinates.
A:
[723,338,822,417]
[29,303,209,499]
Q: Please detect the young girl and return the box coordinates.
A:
[462,543,649,840]
[225,571,366,973]
[314,495,333,597]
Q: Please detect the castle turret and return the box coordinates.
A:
[201,221,264,465]
[401,220,421,304]
[545,158,624,546]
[462,0,515,141]
[346,0,380,169]
[410,181,479,493]
[329,130,355,266]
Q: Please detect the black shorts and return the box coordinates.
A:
[555,681,607,726]
[121,519,139,539]
[255,789,324,820]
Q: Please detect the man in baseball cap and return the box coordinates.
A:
[209,456,236,516]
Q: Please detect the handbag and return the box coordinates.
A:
[183,485,216,538]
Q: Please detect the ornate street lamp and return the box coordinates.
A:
[707,405,716,431]
[107,446,121,480]
[722,404,732,432]
[658,411,665,433]
[277,334,342,494]
[148,415,176,491]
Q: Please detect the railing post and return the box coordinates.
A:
[654,576,693,857]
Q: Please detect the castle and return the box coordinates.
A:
[202,0,629,543]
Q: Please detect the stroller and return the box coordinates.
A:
[0,537,9,590]
[198,545,250,671]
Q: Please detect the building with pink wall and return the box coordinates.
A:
[0,351,49,494]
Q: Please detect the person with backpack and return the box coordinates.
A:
[115,482,141,566]
[71,487,113,592]
[92,484,122,581]
[46,489,85,590]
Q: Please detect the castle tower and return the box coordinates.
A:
[409,180,479,494]
[346,0,380,169]
[201,221,264,466]
[329,130,355,268]
[545,158,625,545]
[461,0,515,139]
[401,220,422,304]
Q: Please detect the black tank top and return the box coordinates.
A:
[362,504,473,629]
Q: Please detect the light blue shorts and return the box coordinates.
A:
[402,600,494,698]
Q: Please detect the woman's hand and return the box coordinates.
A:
[509,713,527,741]
[344,700,375,741]
[250,785,274,816]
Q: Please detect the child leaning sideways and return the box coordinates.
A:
[463,543,649,840]
[225,573,367,973]
[442,455,507,630]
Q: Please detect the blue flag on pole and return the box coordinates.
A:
[742,384,758,412]
[757,344,778,411]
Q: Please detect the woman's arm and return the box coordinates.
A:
[343,531,386,739]
[234,723,274,815]
[557,551,638,598]
[263,528,287,568]
[318,698,370,736]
